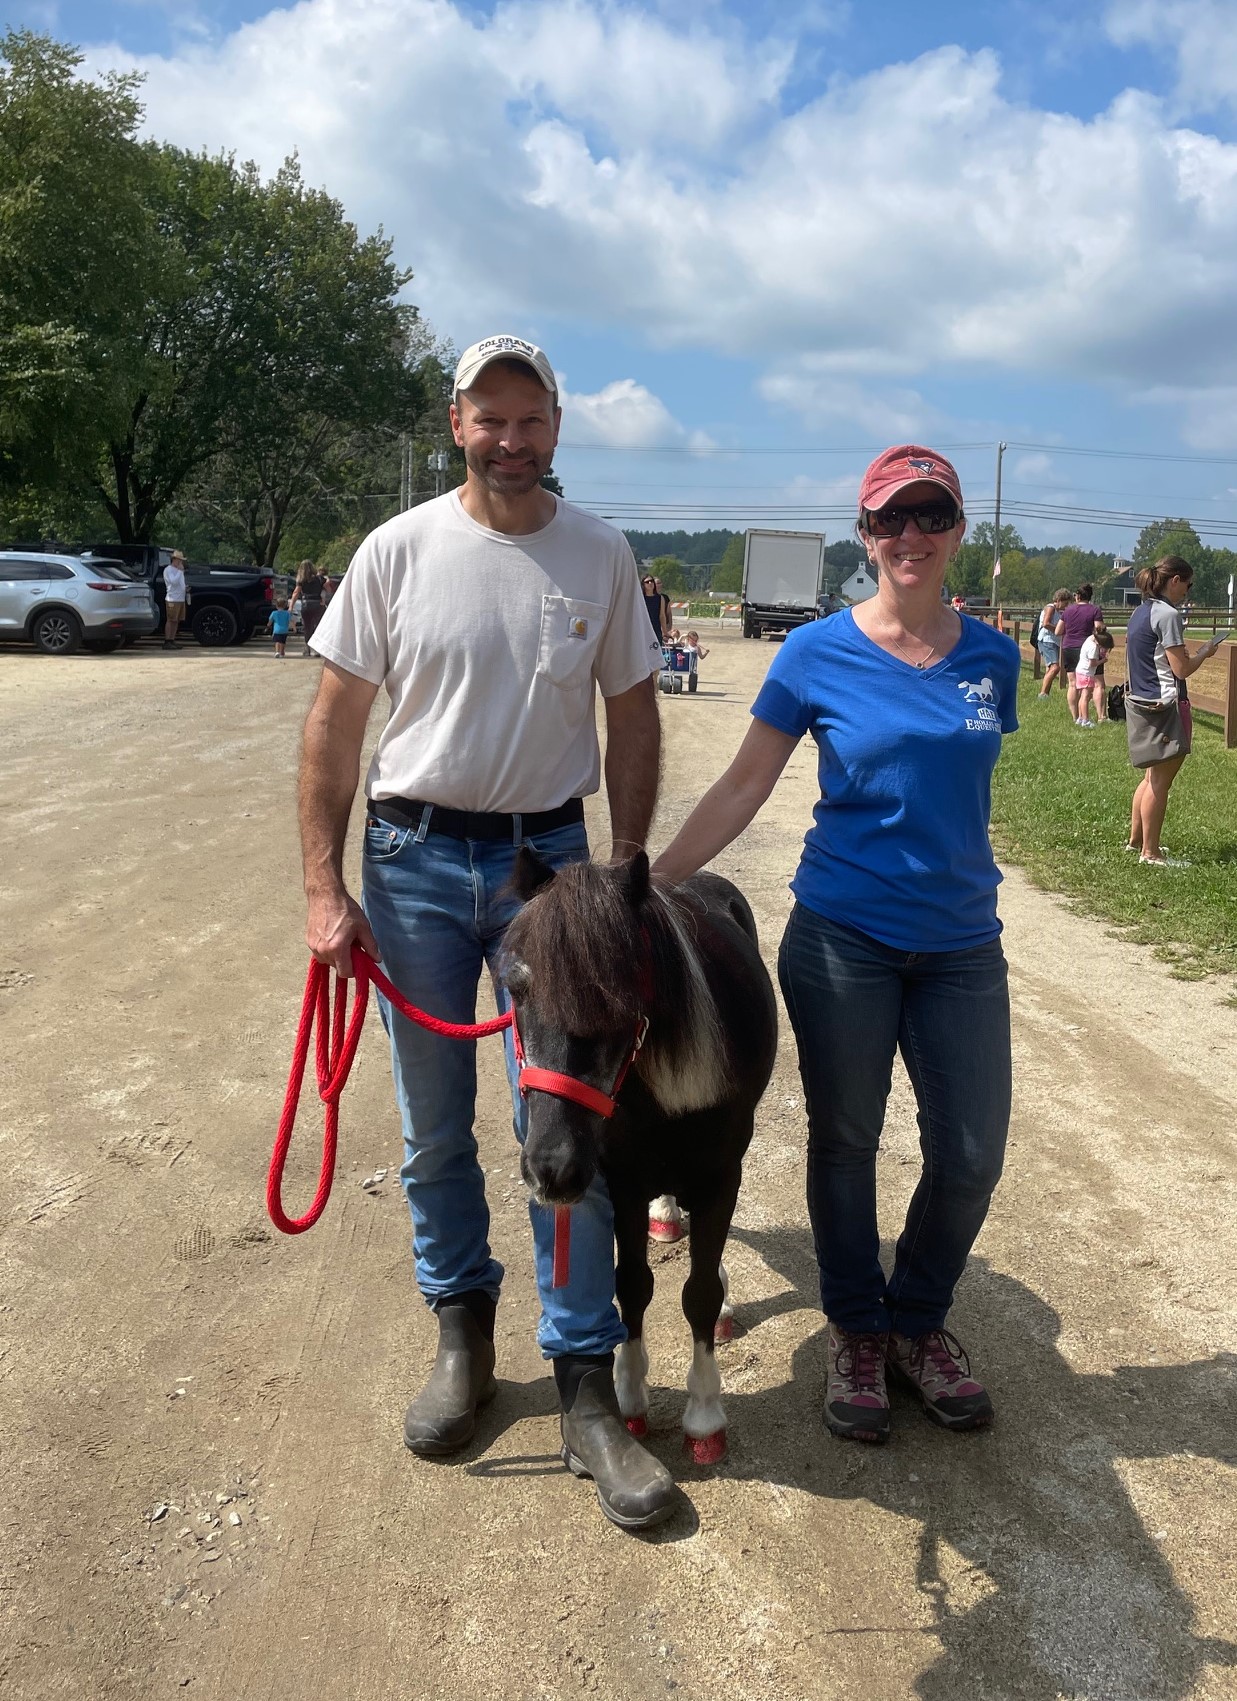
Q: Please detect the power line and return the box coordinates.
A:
[1007,440,1237,468]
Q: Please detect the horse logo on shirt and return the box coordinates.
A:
[958,677,996,704]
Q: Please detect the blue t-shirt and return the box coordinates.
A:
[752,609,1021,952]
[269,608,291,636]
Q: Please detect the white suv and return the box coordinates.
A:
[0,553,159,654]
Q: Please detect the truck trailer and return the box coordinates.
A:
[741,529,825,639]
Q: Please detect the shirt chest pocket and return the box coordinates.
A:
[536,595,608,690]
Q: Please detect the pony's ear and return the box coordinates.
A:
[621,850,650,909]
[512,845,557,900]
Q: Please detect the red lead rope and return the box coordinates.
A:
[267,945,644,1289]
[266,943,515,1225]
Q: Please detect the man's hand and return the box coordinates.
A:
[305,885,381,978]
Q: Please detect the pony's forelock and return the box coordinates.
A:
[505,860,730,1111]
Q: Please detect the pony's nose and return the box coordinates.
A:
[520,1130,595,1207]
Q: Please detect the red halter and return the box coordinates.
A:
[511,1007,649,1119]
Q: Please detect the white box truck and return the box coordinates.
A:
[741,529,825,639]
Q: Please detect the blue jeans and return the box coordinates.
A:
[361,814,625,1359]
[777,904,1010,1336]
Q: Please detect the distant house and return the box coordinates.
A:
[840,563,878,602]
[1109,557,1138,605]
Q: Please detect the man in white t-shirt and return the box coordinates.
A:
[300,334,673,1528]
[162,550,187,648]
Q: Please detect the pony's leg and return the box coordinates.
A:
[613,1193,655,1437]
[648,1194,686,1244]
[680,1176,740,1465]
[714,1260,734,1344]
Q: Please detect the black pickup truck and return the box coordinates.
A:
[77,544,275,646]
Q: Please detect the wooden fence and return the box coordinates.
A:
[1006,619,1236,749]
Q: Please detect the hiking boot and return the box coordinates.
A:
[556,1354,678,1530]
[824,1324,890,1443]
[403,1291,497,1456]
[886,1329,993,1431]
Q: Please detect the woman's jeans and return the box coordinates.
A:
[778,904,1010,1337]
[362,815,625,1359]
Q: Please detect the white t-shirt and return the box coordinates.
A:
[311,491,663,812]
[1077,635,1103,676]
[164,564,186,603]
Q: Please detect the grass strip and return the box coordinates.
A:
[991,668,1237,981]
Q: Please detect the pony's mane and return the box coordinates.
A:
[505,861,729,1113]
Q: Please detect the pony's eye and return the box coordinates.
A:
[505,959,532,999]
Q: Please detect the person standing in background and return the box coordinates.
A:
[162,550,188,650]
[290,559,327,654]
[1125,557,1228,866]
[1035,589,1070,699]
[1058,584,1102,726]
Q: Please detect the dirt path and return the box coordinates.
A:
[2,632,1234,1701]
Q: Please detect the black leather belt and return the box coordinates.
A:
[367,795,584,842]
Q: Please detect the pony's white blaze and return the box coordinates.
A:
[683,1341,725,1440]
[636,890,729,1115]
[615,1338,650,1420]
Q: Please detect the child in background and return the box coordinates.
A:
[267,597,292,658]
[1074,623,1114,727]
[683,630,709,662]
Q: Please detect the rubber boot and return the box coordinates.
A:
[403,1291,497,1457]
[556,1354,678,1530]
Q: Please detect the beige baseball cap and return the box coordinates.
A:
[453,334,557,397]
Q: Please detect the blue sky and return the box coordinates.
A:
[9,0,1237,554]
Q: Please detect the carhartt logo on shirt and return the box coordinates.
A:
[570,616,589,639]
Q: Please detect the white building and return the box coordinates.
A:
[840,563,878,602]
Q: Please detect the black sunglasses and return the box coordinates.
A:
[863,500,960,537]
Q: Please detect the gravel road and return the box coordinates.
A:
[1,630,1234,1701]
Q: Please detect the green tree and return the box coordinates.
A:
[178,154,420,565]
[947,542,990,599]
[0,32,149,498]
[648,553,686,592]
[712,533,744,593]
[1133,518,1201,567]
[968,520,1025,558]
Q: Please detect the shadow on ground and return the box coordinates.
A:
[593,1226,1237,1700]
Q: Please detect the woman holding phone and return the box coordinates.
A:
[1125,556,1228,866]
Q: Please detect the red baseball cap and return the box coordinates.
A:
[858,445,964,513]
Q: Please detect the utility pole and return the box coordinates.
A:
[991,440,1006,608]
[398,433,409,511]
[428,446,449,500]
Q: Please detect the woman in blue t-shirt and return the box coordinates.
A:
[654,444,1021,1446]
[1124,555,1228,866]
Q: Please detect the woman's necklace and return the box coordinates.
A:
[883,613,954,669]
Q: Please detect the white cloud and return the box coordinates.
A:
[758,364,941,440]
[80,2,1237,409]
[1134,382,1237,451]
[557,377,711,448]
[1106,1,1237,116]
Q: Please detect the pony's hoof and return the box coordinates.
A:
[713,1314,734,1344]
[625,1414,648,1438]
[684,1428,727,1466]
[648,1217,684,1244]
